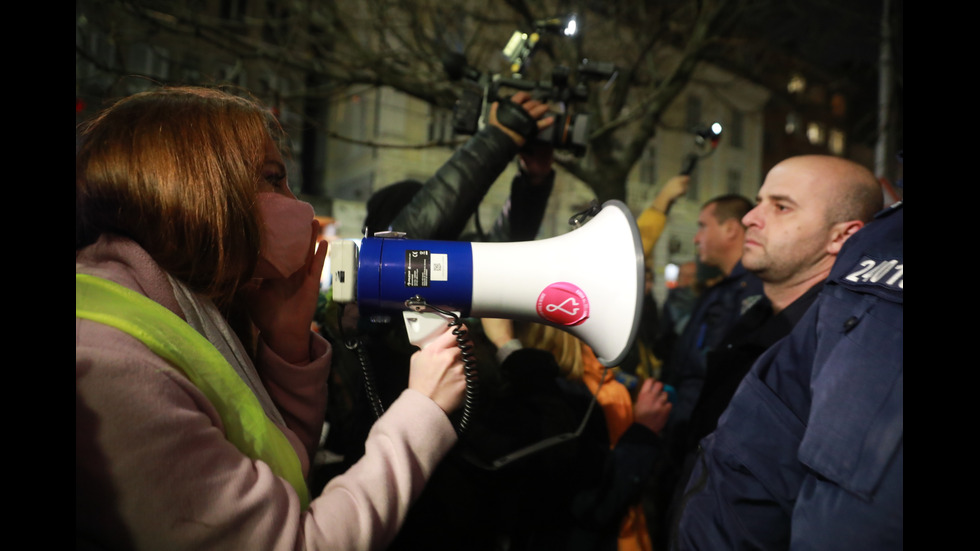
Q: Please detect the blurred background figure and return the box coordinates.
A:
[618,174,690,385]
[467,319,671,551]
[654,260,698,366]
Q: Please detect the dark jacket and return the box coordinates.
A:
[685,281,823,453]
[663,261,764,428]
[651,282,823,550]
[384,124,555,243]
[675,202,903,550]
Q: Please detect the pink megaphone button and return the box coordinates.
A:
[536,282,590,326]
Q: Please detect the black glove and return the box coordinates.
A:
[495,99,539,142]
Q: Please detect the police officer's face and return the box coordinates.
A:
[740,160,837,284]
[694,203,727,268]
[677,262,697,288]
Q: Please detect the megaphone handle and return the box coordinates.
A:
[401,309,478,436]
[402,310,461,349]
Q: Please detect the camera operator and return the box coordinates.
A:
[366,91,556,242]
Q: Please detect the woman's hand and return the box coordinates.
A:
[408,325,467,415]
[633,378,673,435]
[243,220,328,364]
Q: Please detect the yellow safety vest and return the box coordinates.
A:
[75,273,311,508]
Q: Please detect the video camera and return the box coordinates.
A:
[443,15,617,157]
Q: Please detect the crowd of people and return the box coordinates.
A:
[76,84,903,550]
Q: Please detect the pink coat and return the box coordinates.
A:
[76,235,458,550]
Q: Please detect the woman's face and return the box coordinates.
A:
[259,137,296,199]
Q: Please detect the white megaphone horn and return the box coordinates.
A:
[329,200,644,367]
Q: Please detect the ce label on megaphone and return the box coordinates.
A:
[328,200,645,367]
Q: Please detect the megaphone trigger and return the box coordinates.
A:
[401,295,464,349]
[402,310,461,349]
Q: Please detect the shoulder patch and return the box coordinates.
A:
[837,254,903,302]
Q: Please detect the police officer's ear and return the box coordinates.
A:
[722,217,745,240]
[827,220,864,255]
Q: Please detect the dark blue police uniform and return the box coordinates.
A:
[664,261,764,427]
[674,202,903,550]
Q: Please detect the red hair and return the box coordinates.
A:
[77,86,283,307]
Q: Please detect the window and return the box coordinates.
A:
[829,129,846,155]
[78,29,115,80]
[785,112,799,135]
[216,62,246,87]
[807,85,827,105]
[131,43,170,80]
[686,95,702,129]
[221,0,248,20]
[787,73,806,94]
[181,53,202,83]
[428,105,455,146]
[686,96,702,199]
[807,122,826,146]
[831,93,847,118]
[726,169,742,195]
[346,93,367,141]
[640,145,656,186]
[729,110,744,148]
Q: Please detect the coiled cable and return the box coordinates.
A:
[409,298,479,436]
[345,336,386,420]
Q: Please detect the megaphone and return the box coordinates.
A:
[329,200,644,367]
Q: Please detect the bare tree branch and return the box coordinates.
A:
[79,0,896,200]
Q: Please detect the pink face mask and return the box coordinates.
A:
[253,192,316,279]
